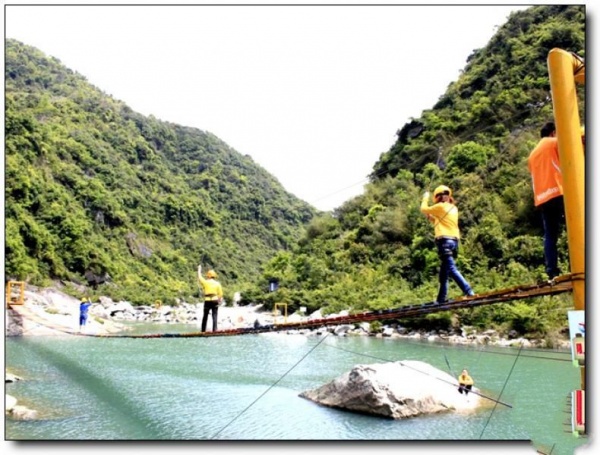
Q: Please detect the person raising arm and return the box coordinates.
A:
[197,265,224,332]
[420,185,474,304]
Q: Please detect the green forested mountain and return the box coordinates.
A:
[4,5,585,338]
[244,5,585,339]
[4,38,317,304]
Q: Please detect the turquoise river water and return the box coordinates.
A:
[4,323,590,454]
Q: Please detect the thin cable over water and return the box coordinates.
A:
[398,337,572,363]
[210,332,330,439]
[478,342,524,439]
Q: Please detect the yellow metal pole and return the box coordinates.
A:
[547,48,585,311]
[548,47,586,431]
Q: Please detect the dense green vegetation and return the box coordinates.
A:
[5,39,317,305]
[243,5,585,340]
[4,5,585,339]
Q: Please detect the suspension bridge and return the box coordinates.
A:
[7,273,580,339]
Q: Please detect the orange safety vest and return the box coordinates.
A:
[528,137,563,207]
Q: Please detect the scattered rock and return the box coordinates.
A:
[5,394,38,420]
[6,372,22,383]
[10,405,38,420]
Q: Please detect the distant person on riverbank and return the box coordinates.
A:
[457,369,474,395]
[79,297,92,331]
[420,185,474,304]
[527,121,566,281]
[197,265,223,332]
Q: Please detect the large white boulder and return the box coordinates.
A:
[299,360,480,419]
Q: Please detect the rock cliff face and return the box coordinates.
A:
[299,360,480,419]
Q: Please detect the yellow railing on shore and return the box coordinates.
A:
[6,281,25,306]
[274,302,288,324]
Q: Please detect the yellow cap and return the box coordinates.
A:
[433,185,452,198]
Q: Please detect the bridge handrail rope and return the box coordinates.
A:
[7,273,579,339]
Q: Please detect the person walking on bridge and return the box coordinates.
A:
[197,265,224,332]
[420,185,475,304]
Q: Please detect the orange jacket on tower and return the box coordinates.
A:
[528,137,563,207]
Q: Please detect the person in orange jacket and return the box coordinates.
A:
[197,265,224,332]
[527,121,565,280]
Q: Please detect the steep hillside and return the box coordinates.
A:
[244,5,585,339]
[4,39,318,304]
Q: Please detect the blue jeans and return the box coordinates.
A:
[540,196,565,279]
[435,238,473,303]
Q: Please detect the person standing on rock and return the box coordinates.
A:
[197,265,223,332]
[79,297,92,332]
[457,369,474,395]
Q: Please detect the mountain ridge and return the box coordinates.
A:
[5,38,318,305]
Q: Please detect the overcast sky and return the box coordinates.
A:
[2,2,579,212]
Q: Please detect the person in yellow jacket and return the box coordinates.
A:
[197,265,224,332]
[421,185,474,304]
[457,369,474,395]
[527,121,565,280]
